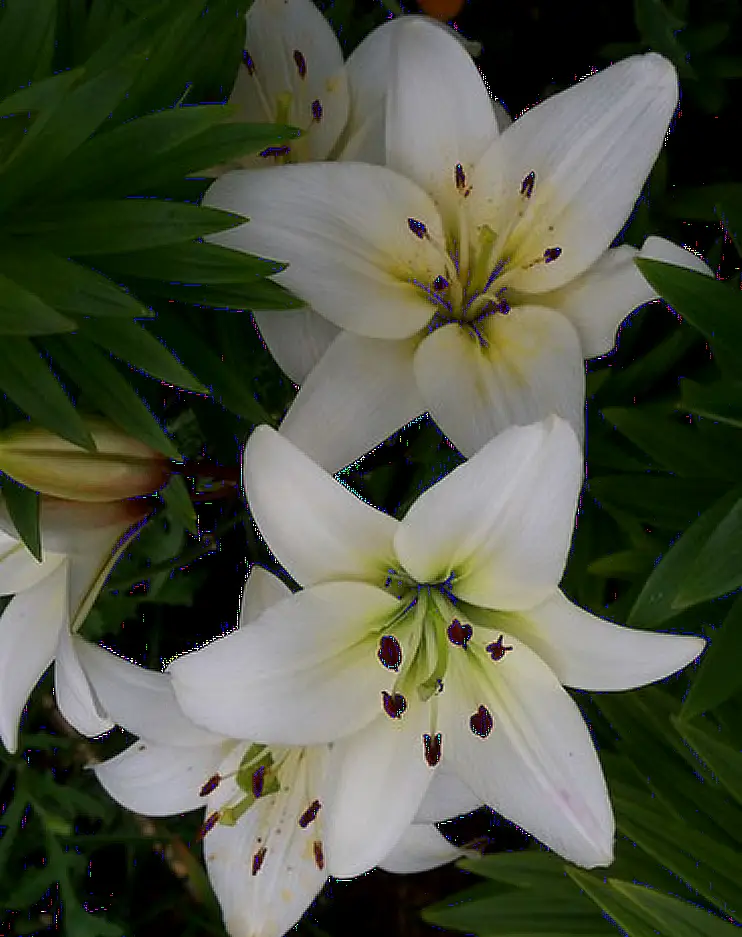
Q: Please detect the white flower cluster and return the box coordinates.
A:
[0,3,707,936]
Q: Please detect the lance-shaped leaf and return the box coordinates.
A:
[674,717,742,810]
[682,596,742,719]
[672,496,742,610]
[0,273,76,335]
[681,378,742,429]
[0,0,56,98]
[0,476,41,561]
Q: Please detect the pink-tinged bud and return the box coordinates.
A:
[0,419,170,502]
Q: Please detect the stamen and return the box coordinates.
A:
[470,705,494,738]
[408,218,428,239]
[196,811,220,840]
[447,619,473,648]
[311,99,323,122]
[199,774,221,797]
[423,733,442,767]
[378,635,402,671]
[252,765,266,798]
[259,145,292,159]
[482,259,507,295]
[252,846,267,875]
[382,690,407,719]
[243,50,255,75]
[543,247,562,263]
[520,171,535,198]
[299,800,322,828]
[293,49,307,78]
[486,635,513,661]
[313,841,325,870]
[433,275,449,292]
[455,163,467,191]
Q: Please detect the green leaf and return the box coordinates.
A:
[682,596,742,719]
[674,716,742,810]
[0,475,41,560]
[78,318,207,393]
[566,869,665,937]
[681,379,742,429]
[717,199,742,257]
[0,339,94,449]
[672,496,742,609]
[161,474,197,535]
[0,272,76,335]
[45,335,180,459]
[611,880,737,936]
[6,200,244,256]
[0,68,82,118]
[664,184,742,221]
[0,0,57,98]
[588,474,728,530]
[132,276,303,311]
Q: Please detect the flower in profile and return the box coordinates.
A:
[205,18,710,472]
[0,497,145,752]
[170,420,704,875]
[82,566,466,937]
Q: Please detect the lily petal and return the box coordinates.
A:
[443,635,614,868]
[0,533,65,595]
[171,581,399,744]
[413,305,585,456]
[395,417,582,610]
[507,590,705,691]
[204,162,443,340]
[241,564,293,624]
[54,628,114,738]
[468,54,679,293]
[94,739,229,816]
[252,307,340,385]
[244,425,398,587]
[0,561,68,753]
[379,823,466,874]
[325,707,435,877]
[415,765,481,822]
[280,331,425,473]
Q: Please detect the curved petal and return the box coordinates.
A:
[0,561,68,753]
[204,162,443,340]
[468,54,679,293]
[244,425,398,587]
[413,306,585,456]
[384,17,497,229]
[73,638,219,747]
[640,234,713,274]
[240,565,293,625]
[54,628,114,738]
[379,823,465,874]
[507,590,705,691]
[395,417,582,611]
[443,635,614,868]
[38,499,141,555]
[415,765,480,822]
[252,307,340,385]
[280,331,425,473]
[325,707,435,878]
[0,534,65,595]
[93,739,228,816]
[171,581,400,744]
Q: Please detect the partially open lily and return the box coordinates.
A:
[206,18,710,471]
[83,566,466,937]
[170,420,704,875]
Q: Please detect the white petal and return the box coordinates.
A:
[240,565,293,625]
[413,306,585,456]
[54,628,113,738]
[244,425,398,587]
[67,522,138,630]
[0,534,65,595]
[171,581,399,744]
[280,331,425,473]
[507,590,705,691]
[73,638,219,747]
[38,499,139,555]
[325,707,435,877]
[93,739,228,816]
[395,417,582,610]
[252,307,340,384]
[379,823,465,874]
[383,17,497,229]
[640,234,714,275]
[0,561,68,753]
[468,54,679,292]
[204,162,443,340]
[415,765,480,822]
[443,635,614,868]
[204,744,330,937]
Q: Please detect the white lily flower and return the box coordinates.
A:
[0,498,144,753]
[170,420,705,874]
[205,18,711,471]
[82,565,465,937]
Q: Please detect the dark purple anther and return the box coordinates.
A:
[382,690,407,719]
[520,171,535,198]
[243,49,255,75]
[313,841,325,870]
[299,800,322,828]
[196,811,220,840]
[486,635,513,661]
[252,846,267,875]
[408,218,427,239]
[378,635,402,671]
[447,618,473,648]
[470,705,494,738]
[433,275,449,291]
[252,765,266,798]
[543,247,562,263]
[199,773,220,797]
[293,49,307,78]
[311,99,323,122]
[259,145,292,159]
[423,733,442,767]
[455,163,467,190]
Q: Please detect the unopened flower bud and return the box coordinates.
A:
[0,419,170,502]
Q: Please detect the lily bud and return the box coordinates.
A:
[0,419,170,502]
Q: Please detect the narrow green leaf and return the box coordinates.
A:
[566,869,663,937]
[0,0,57,98]
[7,200,244,256]
[665,184,742,222]
[0,68,82,118]
[681,379,742,428]
[588,473,728,530]
[716,200,742,257]
[161,475,198,535]
[673,497,742,609]
[0,272,76,335]
[682,596,742,719]
[132,276,303,311]
[0,339,94,449]
[45,335,180,459]
[674,716,742,810]
[0,476,41,561]
[611,880,737,936]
